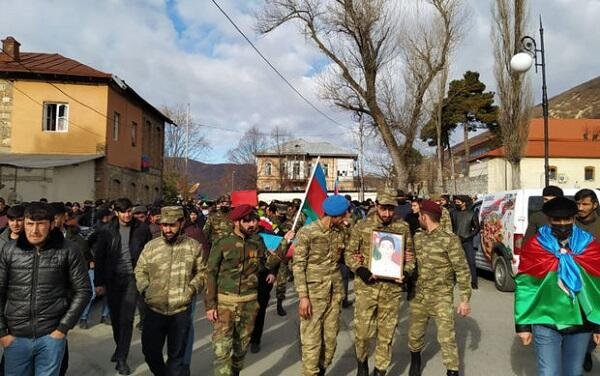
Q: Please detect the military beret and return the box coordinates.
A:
[159,206,184,224]
[323,195,349,217]
[542,197,577,218]
[229,204,256,221]
[376,189,398,207]
[420,200,442,216]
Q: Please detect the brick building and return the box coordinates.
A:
[0,36,172,203]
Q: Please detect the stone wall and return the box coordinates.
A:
[449,175,489,195]
[0,80,13,152]
[96,161,162,203]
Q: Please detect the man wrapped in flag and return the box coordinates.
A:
[515,197,600,376]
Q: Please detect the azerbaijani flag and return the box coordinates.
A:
[301,163,328,224]
[514,226,600,329]
[258,232,284,253]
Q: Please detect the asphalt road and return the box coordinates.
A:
[60,275,596,375]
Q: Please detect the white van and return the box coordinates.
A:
[474,188,600,292]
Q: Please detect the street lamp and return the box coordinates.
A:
[510,16,550,187]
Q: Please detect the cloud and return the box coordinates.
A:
[1,0,598,163]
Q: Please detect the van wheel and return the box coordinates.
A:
[493,255,515,292]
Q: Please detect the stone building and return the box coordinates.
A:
[0,36,172,203]
[255,139,358,192]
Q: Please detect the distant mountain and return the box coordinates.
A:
[533,76,600,119]
[168,158,256,199]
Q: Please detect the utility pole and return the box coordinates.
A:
[358,118,366,202]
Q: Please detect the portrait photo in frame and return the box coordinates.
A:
[369,231,404,279]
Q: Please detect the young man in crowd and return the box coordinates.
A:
[0,204,24,249]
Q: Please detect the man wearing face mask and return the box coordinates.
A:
[293,195,350,376]
[205,204,284,376]
[515,197,600,376]
[135,206,206,376]
[203,194,234,249]
[524,185,563,241]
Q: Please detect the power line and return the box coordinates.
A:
[210,0,353,131]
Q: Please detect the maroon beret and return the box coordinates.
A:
[229,204,255,221]
[420,200,442,216]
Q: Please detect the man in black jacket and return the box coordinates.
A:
[451,195,480,289]
[93,198,152,375]
[0,202,91,376]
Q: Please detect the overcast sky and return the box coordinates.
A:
[2,0,599,163]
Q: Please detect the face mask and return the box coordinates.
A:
[202,210,209,216]
[551,223,572,241]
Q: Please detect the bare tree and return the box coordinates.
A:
[162,104,210,173]
[227,126,272,165]
[492,0,533,188]
[257,0,466,189]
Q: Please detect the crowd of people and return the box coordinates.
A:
[0,186,598,376]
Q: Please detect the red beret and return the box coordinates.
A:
[420,200,442,216]
[229,204,256,221]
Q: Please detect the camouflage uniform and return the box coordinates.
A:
[345,213,413,371]
[276,212,303,300]
[293,219,347,376]
[206,233,283,376]
[405,226,471,371]
[203,211,234,246]
[440,207,453,234]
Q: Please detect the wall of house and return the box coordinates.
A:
[0,161,95,202]
[106,87,143,171]
[9,80,107,154]
[520,158,600,189]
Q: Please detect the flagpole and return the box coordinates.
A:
[291,156,321,232]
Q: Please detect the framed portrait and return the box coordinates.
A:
[369,231,404,279]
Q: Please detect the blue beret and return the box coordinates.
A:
[323,195,349,217]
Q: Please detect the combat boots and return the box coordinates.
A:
[373,368,386,375]
[356,358,368,376]
[446,371,459,376]
[277,298,287,316]
[408,351,421,376]
[318,366,326,376]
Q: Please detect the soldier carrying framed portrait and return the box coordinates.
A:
[369,230,404,279]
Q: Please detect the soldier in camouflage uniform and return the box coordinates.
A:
[203,194,234,248]
[430,193,453,233]
[293,195,349,376]
[344,189,413,376]
[205,205,284,376]
[406,200,472,376]
[135,206,206,376]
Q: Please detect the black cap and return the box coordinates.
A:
[542,197,577,218]
[542,185,564,198]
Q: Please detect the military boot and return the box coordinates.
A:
[408,351,421,376]
[318,366,326,376]
[446,370,459,376]
[277,298,287,316]
[373,368,386,376]
[232,368,240,376]
[356,358,368,376]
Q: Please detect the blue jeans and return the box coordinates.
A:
[533,325,592,376]
[80,269,96,320]
[183,295,197,368]
[3,335,66,376]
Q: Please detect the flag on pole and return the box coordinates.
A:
[301,163,328,224]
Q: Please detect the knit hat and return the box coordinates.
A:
[542,185,564,198]
[323,195,349,217]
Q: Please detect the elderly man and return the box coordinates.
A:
[345,189,413,376]
[293,195,350,376]
[205,204,284,376]
[0,202,91,376]
[135,206,205,376]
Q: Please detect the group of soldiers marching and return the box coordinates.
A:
[198,189,472,376]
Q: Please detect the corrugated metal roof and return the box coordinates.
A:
[257,139,357,157]
[0,154,104,168]
[0,52,112,79]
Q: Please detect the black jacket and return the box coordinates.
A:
[451,208,480,242]
[93,218,151,287]
[0,229,91,338]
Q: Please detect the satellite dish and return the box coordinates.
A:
[189,182,200,194]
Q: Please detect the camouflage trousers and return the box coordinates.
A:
[408,292,459,371]
[353,281,403,370]
[212,297,259,376]
[276,262,290,300]
[299,290,344,376]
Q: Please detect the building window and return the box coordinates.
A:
[131,122,137,147]
[323,163,329,177]
[264,162,272,176]
[549,166,557,180]
[113,112,120,141]
[43,103,68,132]
[293,162,300,178]
[585,166,595,181]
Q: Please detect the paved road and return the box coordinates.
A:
[64,275,596,375]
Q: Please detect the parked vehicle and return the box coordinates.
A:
[475,188,600,292]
